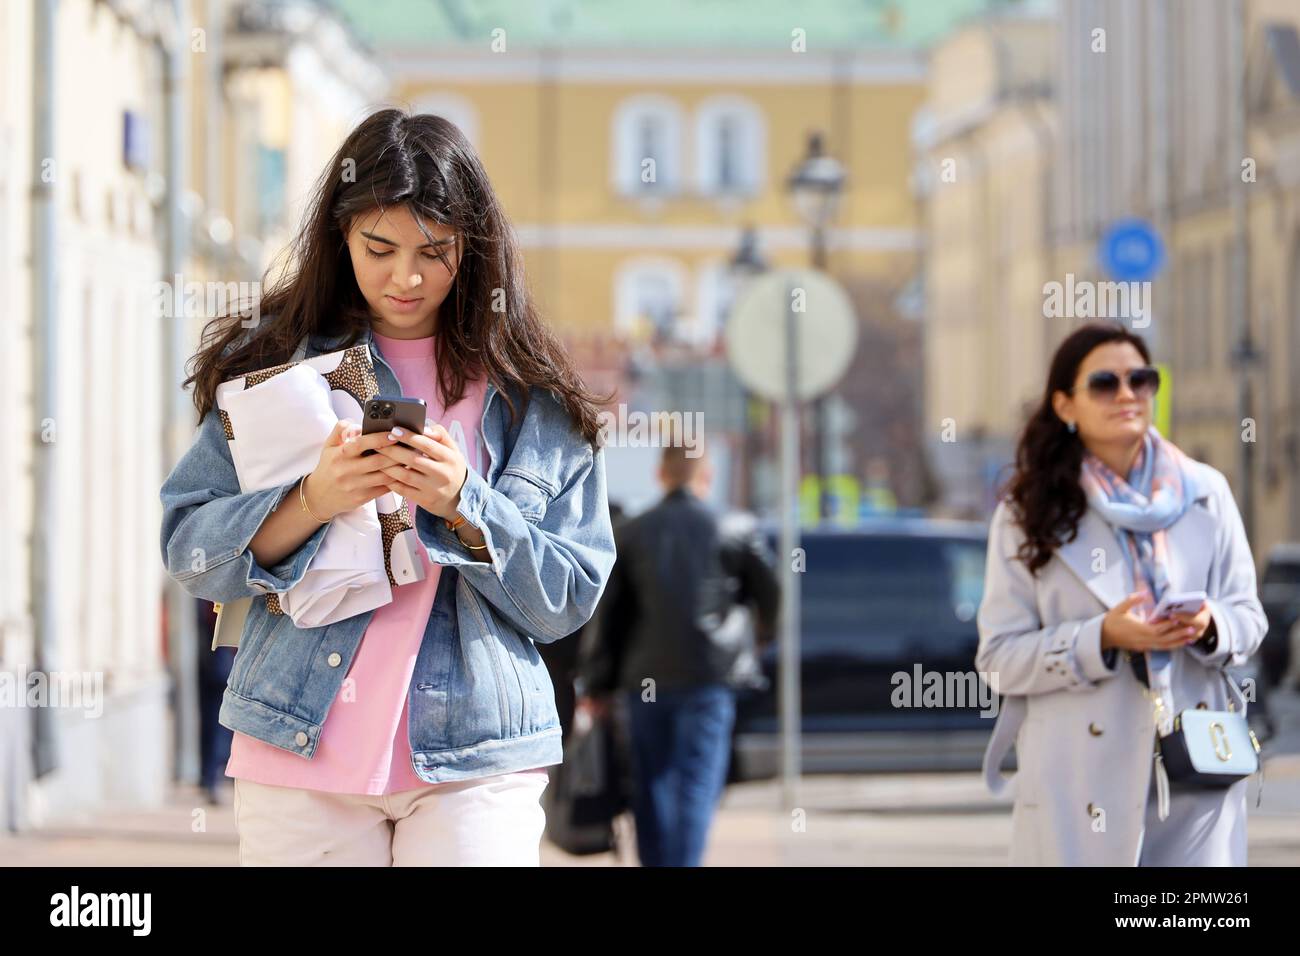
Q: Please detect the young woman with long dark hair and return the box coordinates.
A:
[161,108,616,865]
[976,322,1266,865]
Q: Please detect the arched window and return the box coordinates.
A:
[614,258,688,341]
[612,95,684,197]
[693,95,764,197]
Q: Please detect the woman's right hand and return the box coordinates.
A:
[1100,592,1199,651]
[575,695,611,720]
[302,419,398,521]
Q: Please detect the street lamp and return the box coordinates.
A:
[785,131,846,520]
[787,131,846,266]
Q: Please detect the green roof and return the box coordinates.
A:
[326,0,1010,51]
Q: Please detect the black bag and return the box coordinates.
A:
[1155,671,1261,789]
[1146,663,1265,820]
[542,710,628,856]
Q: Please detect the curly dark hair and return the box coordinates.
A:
[999,322,1153,574]
[185,107,612,447]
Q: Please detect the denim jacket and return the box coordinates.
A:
[159,324,616,782]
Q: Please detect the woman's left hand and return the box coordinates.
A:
[373,421,468,520]
[1164,601,1214,643]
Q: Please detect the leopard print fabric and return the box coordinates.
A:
[221,344,413,616]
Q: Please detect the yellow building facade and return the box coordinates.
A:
[918,0,1300,568]
[384,48,926,347]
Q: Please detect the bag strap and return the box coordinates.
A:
[1146,648,1248,732]
[1221,667,1248,717]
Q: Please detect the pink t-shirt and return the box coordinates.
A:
[226,331,546,794]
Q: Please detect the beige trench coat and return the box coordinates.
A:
[976,461,1266,865]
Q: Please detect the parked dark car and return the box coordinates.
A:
[729,518,991,781]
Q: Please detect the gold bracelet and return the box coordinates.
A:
[455,527,489,550]
[299,474,328,523]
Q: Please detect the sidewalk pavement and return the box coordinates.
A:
[2,753,1297,866]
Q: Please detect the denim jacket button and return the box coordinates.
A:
[294,731,309,747]
[327,652,342,667]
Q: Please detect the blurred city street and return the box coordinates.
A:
[4,761,1297,867]
[4,689,1298,867]
[5,0,1300,873]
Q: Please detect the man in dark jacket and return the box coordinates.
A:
[575,439,779,866]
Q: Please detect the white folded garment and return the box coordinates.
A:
[219,363,393,627]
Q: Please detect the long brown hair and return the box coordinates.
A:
[1000,322,1153,573]
[185,107,611,446]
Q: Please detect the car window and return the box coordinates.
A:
[798,535,987,636]
[1263,562,1300,586]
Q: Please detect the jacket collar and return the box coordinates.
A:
[1053,463,1216,609]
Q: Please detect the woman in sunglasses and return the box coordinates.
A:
[976,321,1266,865]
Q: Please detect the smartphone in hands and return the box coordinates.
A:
[361,395,428,456]
[1150,589,1208,621]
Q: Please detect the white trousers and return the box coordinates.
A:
[232,771,549,866]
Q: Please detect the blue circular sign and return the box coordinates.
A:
[1098,219,1166,283]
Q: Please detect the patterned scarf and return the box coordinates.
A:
[1078,425,1198,620]
[1078,425,1199,739]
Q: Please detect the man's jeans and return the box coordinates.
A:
[623,682,736,866]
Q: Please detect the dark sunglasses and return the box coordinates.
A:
[1071,366,1161,401]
